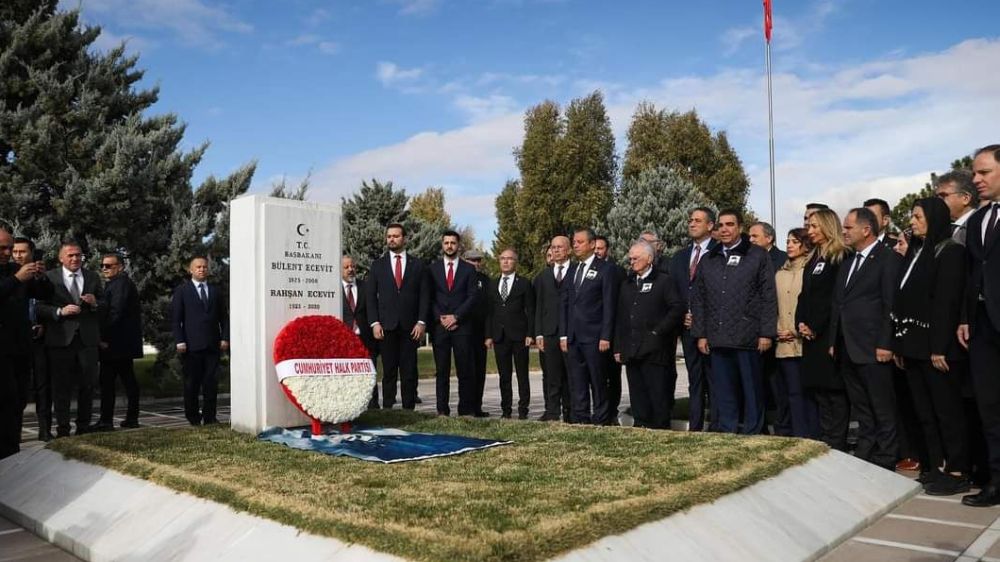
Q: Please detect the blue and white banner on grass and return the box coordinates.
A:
[258,426,511,463]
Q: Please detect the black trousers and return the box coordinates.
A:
[181,349,220,424]
[0,358,25,458]
[49,337,99,434]
[472,328,487,413]
[970,303,1000,484]
[99,356,140,424]
[812,388,850,450]
[380,328,419,409]
[32,341,51,437]
[432,328,475,416]
[566,342,610,425]
[775,358,819,438]
[680,331,712,431]
[542,336,571,420]
[839,347,898,469]
[894,366,926,463]
[905,358,969,473]
[603,353,622,420]
[495,338,530,416]
[625,359,675,429]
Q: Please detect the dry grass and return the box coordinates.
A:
[50,410,826,562]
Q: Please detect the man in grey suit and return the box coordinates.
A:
[37,241,103,437]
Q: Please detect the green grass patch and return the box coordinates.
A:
[50,410,826,562]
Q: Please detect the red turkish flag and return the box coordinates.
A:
[763,0,773,42]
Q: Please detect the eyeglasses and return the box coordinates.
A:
[100,263,117,269]
[936,191,960,199]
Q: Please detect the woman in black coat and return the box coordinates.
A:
[893,197,969,495]
[796,209,850,450]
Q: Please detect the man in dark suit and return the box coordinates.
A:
[829,207,901,470]
[342,255,379,409]
[595,235,626,423]
[485,248,535,419]
[366,223,429,410]
[463,249,491,416]
[959,144,1000,506]
[749,222,787,271]
[669,207,717,431]
[749,220,786,434]
[96,253,142,430]
[37,241,103,437]
[0,229,52,457]
[614,241,685,429]
[535,235,573,422]
[560,228,618,425]
[171,256,229,426]
[427,230,480,416]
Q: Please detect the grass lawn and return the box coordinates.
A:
[50,410,826,562]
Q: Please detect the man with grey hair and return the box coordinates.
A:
[613,240,684,428]
[749,221,787,271]
[935,170,979,245]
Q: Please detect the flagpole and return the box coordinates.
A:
[766,39,776,226]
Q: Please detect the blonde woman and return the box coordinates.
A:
[796,209,850,448]
[774,228,816,437]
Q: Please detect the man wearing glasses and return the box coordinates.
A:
[37,241,103,437]
[95,253,143,431]
[935,170,979,246]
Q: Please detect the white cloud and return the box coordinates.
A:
[70,0,251,47]
[300,37,1000,247]
[376,61,425,86]
[390,0,442,16]
[287,34,340,55]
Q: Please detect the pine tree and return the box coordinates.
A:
[558,91,617,235]
[0,1,255,373]
[600,167,714,266]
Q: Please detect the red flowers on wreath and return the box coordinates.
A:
[273,315,369,364]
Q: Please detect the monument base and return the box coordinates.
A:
[0,444,917,562]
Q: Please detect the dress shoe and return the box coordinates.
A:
[917,470,939,486]
[518,412,528,420]
[895,458,920,472]
[473,411,491,418]
[538,414,559,422]
[120,420,140,429]
[501,413,512,419]
[962,485,1000,507]
[926,473,972,496]
[93,421,116,432]
[38,431,54,442]
[74,425,91,436]
[414,395,423,404]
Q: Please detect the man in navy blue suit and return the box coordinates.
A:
[171,256,229,426]
[560,228,618,425]
[428,231,481,416]
[366,223,429,410]
[669,207,718,431]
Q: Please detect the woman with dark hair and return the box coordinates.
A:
[893,196,969,494]
[797,209,850,449]
[774,228,817,437]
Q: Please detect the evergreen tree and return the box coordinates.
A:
[621,101,671,182]
[558,91,617,235]
[0,1,255,374]
[600,167,714,266]
[409,187,450,224]
[270,172,310,200]
[890,155,973,228]
[341,178,409,276]
[492,179,523,257]
[513,100,563,274]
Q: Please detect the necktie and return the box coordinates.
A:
[689,244,702,281]
[345,283,356,330]
[986,204,1000,246]
[574,263,585,288]
[846,253,863,287]
[394,255,403,289]
[500,276,509,302]
[199,283,208,310]
[446,261,454,291]
[555,265,564,285]
[69,273,80,304]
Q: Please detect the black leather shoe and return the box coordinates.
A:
[120,420,140,429]
[473,411,491,418]
[414,395,423,404]
[538,414,559,422]
[501,413,512,419]
[93,421,116,432]
[962,485,1000,507]
[926,474,972,496]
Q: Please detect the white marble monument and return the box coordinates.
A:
[229,195,343,433]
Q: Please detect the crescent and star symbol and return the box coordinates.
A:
[296,223,309,236]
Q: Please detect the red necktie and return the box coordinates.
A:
[394,255,403,289]
[689,244,702,281]
[345,283,356,329]
[446,261,454,291]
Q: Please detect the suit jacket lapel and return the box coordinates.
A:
[846,247,877,293]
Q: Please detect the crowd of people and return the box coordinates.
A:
[0,241,228,458]
[356,144,1000,508]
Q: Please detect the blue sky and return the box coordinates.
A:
[72,0,1000,248]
